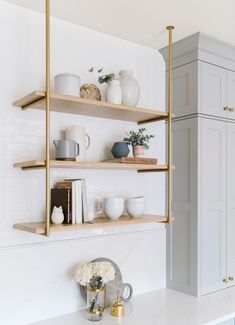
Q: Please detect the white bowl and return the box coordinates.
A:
[126,196,145,218]
[104,197,124,220]
[55,73,80,96]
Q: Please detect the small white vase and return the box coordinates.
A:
[119,70,140,107]
[51,206,64,225]
[106,80,122,104]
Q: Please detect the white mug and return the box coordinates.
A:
[66,125,90,162]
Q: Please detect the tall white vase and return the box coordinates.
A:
[106,80,122,104]
[66,125,90,162]
[119,70,140,107]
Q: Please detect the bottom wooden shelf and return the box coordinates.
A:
[13,214,168,235]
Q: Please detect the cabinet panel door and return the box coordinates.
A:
[227,71,235,120]
[227,122,235,287]
[171,62,198,117]
[167,118,198,295]
[201,63,227,118]
[201,118,227,295]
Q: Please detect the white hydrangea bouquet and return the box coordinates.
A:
[75,261,115,321]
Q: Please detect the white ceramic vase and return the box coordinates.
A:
[106,80,122,104]
[66,125,90,162]
[119,70,140,107]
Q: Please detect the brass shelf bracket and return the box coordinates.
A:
[167,25,174,224]
[45,0,51,236]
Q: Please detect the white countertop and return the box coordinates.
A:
[31,287,235,325]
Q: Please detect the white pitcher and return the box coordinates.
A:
[66,126,90,161]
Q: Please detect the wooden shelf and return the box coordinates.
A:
[13,160,170,172]
[13,91,171,124]
[13,215,169,235]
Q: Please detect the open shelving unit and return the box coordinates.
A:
[12,0,175,236]
[13,215,168,235]
[13,91,172,124]
[13,160,171,172]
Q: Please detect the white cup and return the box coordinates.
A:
[126,196,145,218]
[104,197,124,220]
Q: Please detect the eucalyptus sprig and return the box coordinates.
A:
[123,128,155,149]
[98,73,115,84]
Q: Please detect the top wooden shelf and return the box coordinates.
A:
[13,91,171,124]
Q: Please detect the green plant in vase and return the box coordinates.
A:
[123,128,155,157]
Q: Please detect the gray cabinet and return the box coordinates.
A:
[161,32,235,296]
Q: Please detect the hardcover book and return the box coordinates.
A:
[51,188,71,224]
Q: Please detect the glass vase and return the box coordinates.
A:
[86,285,105,321]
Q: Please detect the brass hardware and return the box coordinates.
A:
[111,296,125,317]
[223,106,234,112]
[167,25,174,224]
[45,0,51,236]
[229,276,234,281]
[223,278,229,283]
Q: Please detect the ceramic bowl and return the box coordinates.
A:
[104,197,124,220]
[126,196,145,218]
[55,73,80,96]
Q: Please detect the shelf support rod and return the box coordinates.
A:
[167,25,174,224]
[45,0,51,236]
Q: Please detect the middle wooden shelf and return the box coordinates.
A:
[13,160,170,172]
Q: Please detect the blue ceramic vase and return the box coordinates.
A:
[111,142,130,158]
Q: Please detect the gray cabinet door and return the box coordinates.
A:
[201,63,227,118]
[167,118,198,295]
[227,71,235,120]
[227,122,235,287]
[200,118,227,295]
[172,61,198,117]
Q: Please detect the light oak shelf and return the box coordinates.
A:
[13,215,169,235]
[13,160,171,172]
[13,91,172,124]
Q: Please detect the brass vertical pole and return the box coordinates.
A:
[167,25,174,224]
[45,0,51,236]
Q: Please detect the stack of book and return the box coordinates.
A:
[51,179,88,224]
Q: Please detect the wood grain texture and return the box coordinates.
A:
[13,160,170,172]
[13,215,169,235]
[13,91,170,123]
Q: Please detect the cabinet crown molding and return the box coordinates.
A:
[160,32,235,71]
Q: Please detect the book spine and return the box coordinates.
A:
[71,182,76,225]
[82,179,89,223]
[75,180,83,224]
[67,188,71,224]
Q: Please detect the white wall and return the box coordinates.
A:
[0,1,166,324]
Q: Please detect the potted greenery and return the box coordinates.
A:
[123,128,155,157]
